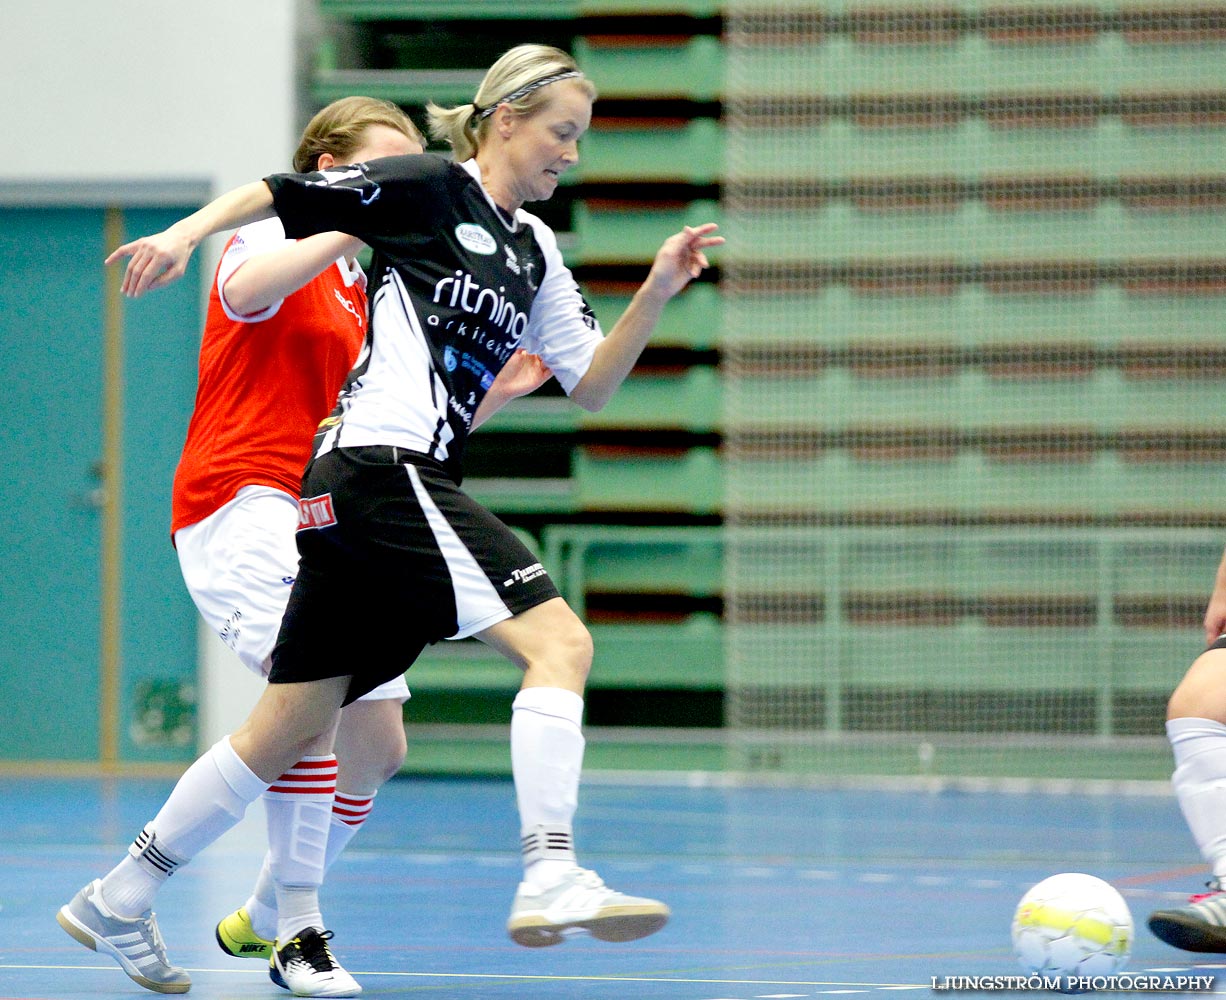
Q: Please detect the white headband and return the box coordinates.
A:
[470,70,584,124]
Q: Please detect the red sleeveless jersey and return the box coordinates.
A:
[171,219,367,535]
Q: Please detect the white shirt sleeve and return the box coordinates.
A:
[518,214,604,395]
[216,217,293,323]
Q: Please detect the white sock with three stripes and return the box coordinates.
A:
[100,737,267,918]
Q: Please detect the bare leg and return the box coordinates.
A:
[478,597,592,694]
[231,677,350,781]
[334,698,409,793]
[326,697,408,859]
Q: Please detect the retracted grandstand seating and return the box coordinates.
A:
[313,2,1226,775]
[312,4,726,771]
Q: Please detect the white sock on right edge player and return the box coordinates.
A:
[1148,718,1226,952]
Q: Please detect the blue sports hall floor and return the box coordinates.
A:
[4,772,1226,998]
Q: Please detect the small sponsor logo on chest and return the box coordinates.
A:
[298,493,338,531]
[455,223,497,255]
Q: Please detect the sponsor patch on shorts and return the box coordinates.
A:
[298,493,337,530]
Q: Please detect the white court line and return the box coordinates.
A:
[15,966,1225,995]
[0,964,928,988]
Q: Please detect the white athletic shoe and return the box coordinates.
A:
[273,927,361,997]
[507,866,670,947]
[1148,881,1226,952]
[57,880,190,994]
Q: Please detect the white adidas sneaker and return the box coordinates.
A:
[57,880,190,994]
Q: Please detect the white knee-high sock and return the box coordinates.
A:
[1169,717,1226,880]
[511,687,584,889]
[101,737,267,918]
[244,789,377,941]
[245,857,278,941]
[264,755,336,942]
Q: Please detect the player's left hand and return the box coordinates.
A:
[645,223,724,301]
[104,229,195,298]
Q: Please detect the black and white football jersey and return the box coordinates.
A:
[265,154,604,481]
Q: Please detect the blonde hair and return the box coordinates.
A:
[293,96,424,173]
[426,44,596,162]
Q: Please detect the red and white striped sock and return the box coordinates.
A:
[263,755,336,941]
[323,790,376,871]
[332,791,375,829]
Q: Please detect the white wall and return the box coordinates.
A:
[3,0,312,749]
[1,0,305,194]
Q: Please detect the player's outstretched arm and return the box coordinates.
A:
[1203,545,1226,646]
[570,223,722,412]
[223,233,365,317]
[472,349,553,431]
[104,180,278,298]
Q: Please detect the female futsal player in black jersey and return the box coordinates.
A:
[61,43,721,998]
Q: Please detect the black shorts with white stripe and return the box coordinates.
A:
[269,445,560,704]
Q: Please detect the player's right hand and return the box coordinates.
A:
[494,349,553,400]
[104,229,195,297]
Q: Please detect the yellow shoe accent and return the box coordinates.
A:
[215,907,274,961]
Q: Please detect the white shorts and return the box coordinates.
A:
[175,485,410,702]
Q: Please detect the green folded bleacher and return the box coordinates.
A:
[573,35,723,101]
[726,450,1225,521]
[732,33,1226,97]
[731,119,1226,181]
[727,368,1226,433]
[569,118,723,185]
[723,287,1226,348]
[575,445,722,513]
[727,201,1223,262]
[318,0,722,17]
[542,524,723,614]
[477,364,720,435]
[313,0,1226,775]
[587,281,722,349]
[569,199,722,265]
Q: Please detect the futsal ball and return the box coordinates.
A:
[1011,873,1133,991]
